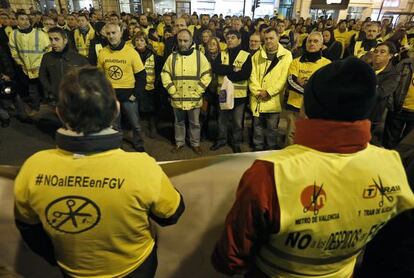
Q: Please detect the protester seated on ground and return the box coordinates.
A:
[14,67,185,278]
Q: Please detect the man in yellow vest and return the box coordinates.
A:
[212,57,414,278]
[9,11,50,110]
[98,23,146,152]
[349,22,381,60]
[14,67,184,277]
[249,28,292,151]
[73,13,95,57]
[161,29,212,154]
[334,20,351,57]
[284,32,331,146]
[210,30,252,153]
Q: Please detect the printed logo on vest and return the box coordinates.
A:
[364,176,399,207]
[108,65,123,80]
[301,182,327,215]
[45,196,101,234]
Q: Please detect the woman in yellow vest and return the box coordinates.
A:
[212,57,414,278]
[133,31,163,138]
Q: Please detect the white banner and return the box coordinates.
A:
[0,151,271,278]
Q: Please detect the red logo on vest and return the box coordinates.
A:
[301,183,327,215]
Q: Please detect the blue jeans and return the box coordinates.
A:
[114,100,143,148]
[216,98,246,147]
[173,108,201,147]
[253,113,280,149]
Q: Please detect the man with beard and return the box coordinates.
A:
[350,22,382,60]
[161,29,211,154]
[284,32,331,146]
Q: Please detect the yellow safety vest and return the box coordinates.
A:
[149,40,164,57]
[144,54,156,91]
[5,26,13,37]
[161,49,212,110]
[354,39,383,58]
[14,148,181,278]
[256,144,414,278]
[286,57,331,109]
[9,28,50,79]
[249,45,293,116]
[74,25,95,57]
[217,49,250,98]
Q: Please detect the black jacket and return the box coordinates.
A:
[370,62,400,123]
[322,40,342,61]
[0,45,14,78]
[39,45,89,100]
[394,58,414,112]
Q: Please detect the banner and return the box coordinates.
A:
[0,151,271,278]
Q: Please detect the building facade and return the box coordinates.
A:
[4,0,414,22]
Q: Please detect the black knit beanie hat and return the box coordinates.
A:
[304,57,377,121]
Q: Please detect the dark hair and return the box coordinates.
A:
[15,11,28,20]
[377,41,397,55]
[78,13,89,20]
[226,30,241,39]
[264,27,278,36]
[48,26,68,39]
[58,67,117,134]
[259,23,269,33]
[164,26,173,34]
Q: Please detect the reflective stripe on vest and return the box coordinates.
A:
[75,27,94,57]
[217,50,249,98]
[145,54,156,91]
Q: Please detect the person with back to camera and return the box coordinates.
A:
[14,67,185,278]
[212,57,414,278]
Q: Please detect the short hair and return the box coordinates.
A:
[226,30,241,39]
[177,28,192,39]
[105,22,121,32]
[202,29,212,36]
[366,22,380,30]
[259,23,269,33]
[58,67,117,134]
[307,31,323,42]
[377,41,397,54]
[110,13,119,19]
[132,31,149,45]
[48,26,67,39]
[78,13,89,20]
[15,11,28,19]
[264,27,278,36]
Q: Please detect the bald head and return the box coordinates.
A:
[175,17,187,33]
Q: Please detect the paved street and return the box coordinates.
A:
[0,113,262,166]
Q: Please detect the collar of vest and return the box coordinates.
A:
[109,39,125,51]
[361,39,378,50]
[300,50,322,63]
[294,119,371,153]
[18,26,33,34]
[177,47,194,56]
[56,128,123,154]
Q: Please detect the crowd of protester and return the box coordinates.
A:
[1,7,414,153]
[4,6,414,278]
